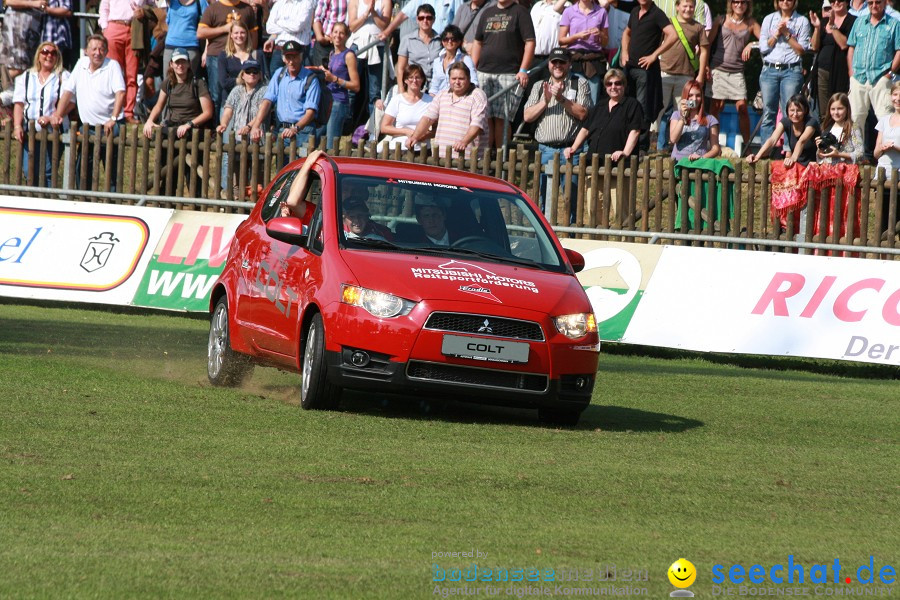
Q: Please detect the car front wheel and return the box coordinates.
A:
[300,313,341,410]
[208,297,253,386]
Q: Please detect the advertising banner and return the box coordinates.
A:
[131,212,248,312]
[560,239,900,366]
[0,196,171,305]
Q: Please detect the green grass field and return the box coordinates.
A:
[1,301,897,599]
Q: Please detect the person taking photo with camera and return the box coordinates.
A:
[669,79,720,161]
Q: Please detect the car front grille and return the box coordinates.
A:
[407,361,548,393]
[424,312,544,341]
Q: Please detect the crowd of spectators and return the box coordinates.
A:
[3,0,900,203]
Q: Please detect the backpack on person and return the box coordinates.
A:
[277,67,332,130]
[161,76,206,127]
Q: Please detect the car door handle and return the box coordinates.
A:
[241,259,250,269]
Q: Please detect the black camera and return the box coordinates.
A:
[818,131,839,152]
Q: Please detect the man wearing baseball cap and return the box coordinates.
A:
[523,47,592,217]
[248,40,321,157]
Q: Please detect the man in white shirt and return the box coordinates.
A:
[264,0,315,72]
[51,34,126,191]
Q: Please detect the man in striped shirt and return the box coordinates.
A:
[407,61,488,158]
[523,47,592,215]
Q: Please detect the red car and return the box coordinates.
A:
[207,155,600,424]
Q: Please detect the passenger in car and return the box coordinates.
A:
[342,198,395,240]
[280,149,324,224]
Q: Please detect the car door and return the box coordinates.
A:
[252,168,325,360]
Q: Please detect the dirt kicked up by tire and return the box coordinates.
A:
[208,297,254,387]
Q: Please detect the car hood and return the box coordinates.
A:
[341,250,591,314]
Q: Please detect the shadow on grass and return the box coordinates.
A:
[339,390,703,433]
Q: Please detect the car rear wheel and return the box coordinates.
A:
[300,313,341,410]
[208,297,253,386]
[538,407,582,427]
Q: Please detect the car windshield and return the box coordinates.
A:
[336,175,564,271]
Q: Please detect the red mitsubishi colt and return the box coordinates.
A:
[207,155,600,425]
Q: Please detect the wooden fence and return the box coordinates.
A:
[3,122,898,259]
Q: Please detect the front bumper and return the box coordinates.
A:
[324,348,595,411]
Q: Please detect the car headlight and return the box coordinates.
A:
[341,285,415,318]
[552,313,597,339]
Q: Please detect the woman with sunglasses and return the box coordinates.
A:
[708,0,760,146]
[758,0,811,145]
[810,0,855,116]
[396,4,441,93]
[429,25,478,95]
[565,68,642,162]
[217,59,268,196]
[13,42,69,187]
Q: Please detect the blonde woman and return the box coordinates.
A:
[13,42,69,185]
[218,21,263,108]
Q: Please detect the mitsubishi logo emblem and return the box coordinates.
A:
[477,319,493,334]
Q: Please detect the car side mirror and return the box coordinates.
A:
[565,248,585,273]
[266,217,308,246]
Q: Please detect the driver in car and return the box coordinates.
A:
[413,198,455,246]
[342,198,394,240]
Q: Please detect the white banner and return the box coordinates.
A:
[622,247,900,366]
[0,196,172,305]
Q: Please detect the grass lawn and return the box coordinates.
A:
[0,301,897,598]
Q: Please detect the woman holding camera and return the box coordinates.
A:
[669,79,720,161]
[816,92,862,164]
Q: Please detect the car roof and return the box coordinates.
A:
[323,156,521,195]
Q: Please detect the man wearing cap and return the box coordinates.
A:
[342,198,394,240]
[523,47,592,213]
[846,0,900,136]
[50,33,126,191]
[248,40,321,156]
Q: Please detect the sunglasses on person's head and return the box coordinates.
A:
[442,36,460,42]
[40,47,58,56]
[245,68,260,74]
[606,80,624,87]
[732,0,748,4]
[418,14,434,20]
[550,59,568,65]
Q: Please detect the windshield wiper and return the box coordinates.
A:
[442,247,552,270]
[344,236,402,250]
